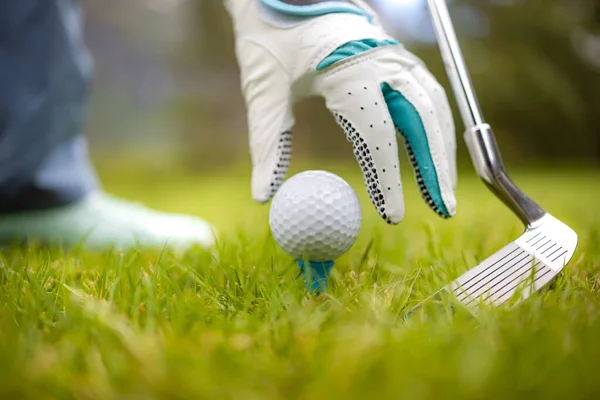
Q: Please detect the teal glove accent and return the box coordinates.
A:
[316,39,399,71]
[316,41,454,219]
[381,83,450,217]
[260,0,372,21]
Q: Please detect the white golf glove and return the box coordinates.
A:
[225,0,457,224]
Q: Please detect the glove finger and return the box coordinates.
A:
[237,40,295,203]
[247,97,294,203]
[319,67,405,224]
[408,63,457,188]
[383,72,457,218]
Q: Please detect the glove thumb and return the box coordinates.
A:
[236,40,295,203]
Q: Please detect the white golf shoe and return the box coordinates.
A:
[0,192,216,251]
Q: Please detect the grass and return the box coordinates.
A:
[0,162,599,399]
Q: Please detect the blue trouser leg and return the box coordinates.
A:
[0,0,98,214]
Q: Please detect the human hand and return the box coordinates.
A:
[225,0,457,224]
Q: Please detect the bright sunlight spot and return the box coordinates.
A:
[375,0,423,8]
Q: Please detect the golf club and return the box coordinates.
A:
[407,0,579,316]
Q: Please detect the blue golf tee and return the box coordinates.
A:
[296,260,335,295]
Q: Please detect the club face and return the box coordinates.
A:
[451,213,577,315]
[406,213,577,319]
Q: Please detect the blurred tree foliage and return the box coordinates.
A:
[177,0,599,166]
[459,0,600,164]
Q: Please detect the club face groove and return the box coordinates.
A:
[449,213,577,315]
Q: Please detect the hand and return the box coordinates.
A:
[225,0,457,224]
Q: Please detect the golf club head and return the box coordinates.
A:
[409,0,581,319]
[406,213,577,318]
[451,213,577,314]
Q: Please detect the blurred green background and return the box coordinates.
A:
[83,0,600,173]
[3,4,600,397]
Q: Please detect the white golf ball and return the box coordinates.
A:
[269,170,362,261]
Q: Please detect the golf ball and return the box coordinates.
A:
[269,170,362,261]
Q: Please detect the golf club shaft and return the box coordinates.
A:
[426,0,546,225]
[426,0,483,130]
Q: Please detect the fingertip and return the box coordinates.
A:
[251,173,280,204]
[433,184,456,219]
[446,190,457,217]
[252,193,272,205]
[385,205,405,225]
[438,163,457,218]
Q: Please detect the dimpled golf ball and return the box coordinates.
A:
[269,170,362,261]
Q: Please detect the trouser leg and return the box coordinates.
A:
[0,0,99,214]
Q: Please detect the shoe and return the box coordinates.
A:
[0,192,216,251]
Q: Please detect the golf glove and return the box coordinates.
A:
[225,0,457,224]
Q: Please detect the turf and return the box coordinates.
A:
[1,164,599,399]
